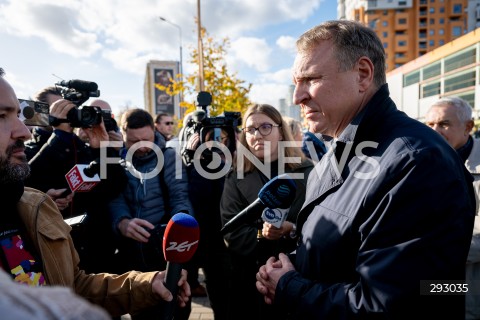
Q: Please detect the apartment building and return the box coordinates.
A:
[338,0,480,71]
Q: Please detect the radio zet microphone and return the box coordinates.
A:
[161,213,200,320]
[220,173,297,235]
[65,160,101,193]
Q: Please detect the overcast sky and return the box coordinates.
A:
[0,0,337,116]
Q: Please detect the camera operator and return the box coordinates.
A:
[25,96,128,275]
[24,86,74,212]
[25,86,60,160]
[0,67,190,318]
[77,98,123,148]
[182,127,235,319]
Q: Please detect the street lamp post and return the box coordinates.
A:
[159,17,183,79]
[197,0,205,92]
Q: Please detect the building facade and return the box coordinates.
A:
[386,27,480,120]
[338,0,480,71]
[144,60,181,119]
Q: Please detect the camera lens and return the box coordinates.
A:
[80,107,101,127]
[81,108,95,123]
[67,106,101,128]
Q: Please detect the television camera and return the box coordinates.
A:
[180,91,241,165]
[20,79,118,131]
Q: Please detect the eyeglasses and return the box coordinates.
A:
[243,123,280,136]
[163,122,174,126]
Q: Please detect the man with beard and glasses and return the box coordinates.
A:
[0,67,191,318]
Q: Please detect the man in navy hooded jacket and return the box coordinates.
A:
[256,20,475,320]
[109,108,193,320]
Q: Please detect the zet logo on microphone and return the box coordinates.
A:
[165,240,199,253]
[163,213,200,263]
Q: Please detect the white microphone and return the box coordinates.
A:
[220,174,297,235]
[261,207,289,228]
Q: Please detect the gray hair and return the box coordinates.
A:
[296,20,386,88]
[431,96,473,122]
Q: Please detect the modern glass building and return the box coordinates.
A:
[386,27,480,120]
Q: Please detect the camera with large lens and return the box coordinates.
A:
[52,79,102,128]
[180,91,241,165]
[101,109,119,132]
[65,106,102,128]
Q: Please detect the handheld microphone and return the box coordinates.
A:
[56,80,98,92]
[161,213,200,320]
[65,159,101,193]
[262,207,289,228]
[220,173,296,235]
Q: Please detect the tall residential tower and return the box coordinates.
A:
[338,0,480,71]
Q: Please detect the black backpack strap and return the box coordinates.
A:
[159,146,172,224]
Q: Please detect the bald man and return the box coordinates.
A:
[77,98,122,145]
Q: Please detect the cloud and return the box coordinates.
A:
[201,0,323,38]
[0,0,320,76]
[276,35,297,55]
[0,1,101,57]
[228,37,272,72]
[0,0,329,115]
[249,83,289,107]
[257,68,294,84]
[248,67,293,106]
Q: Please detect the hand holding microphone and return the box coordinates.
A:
[261,207,296,240]
[262,207,289,228]
[151,269,190,308]
[161,212,200,320]
[47,188,74,211]
[221,174,297,235]
[65,159,101,193]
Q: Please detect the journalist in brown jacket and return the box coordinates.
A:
[0,67,190,318]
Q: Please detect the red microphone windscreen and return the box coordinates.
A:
[163,213,200,263]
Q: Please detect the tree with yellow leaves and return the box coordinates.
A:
[155,25,252,122]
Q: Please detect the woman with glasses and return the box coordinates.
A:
[220,104,313,320]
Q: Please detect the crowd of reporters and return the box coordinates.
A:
[10,80,480,320]
[2,18,479,320]
[15,78,321,319]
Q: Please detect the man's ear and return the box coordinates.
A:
[357,57,374,92]
[466,119,474,135]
